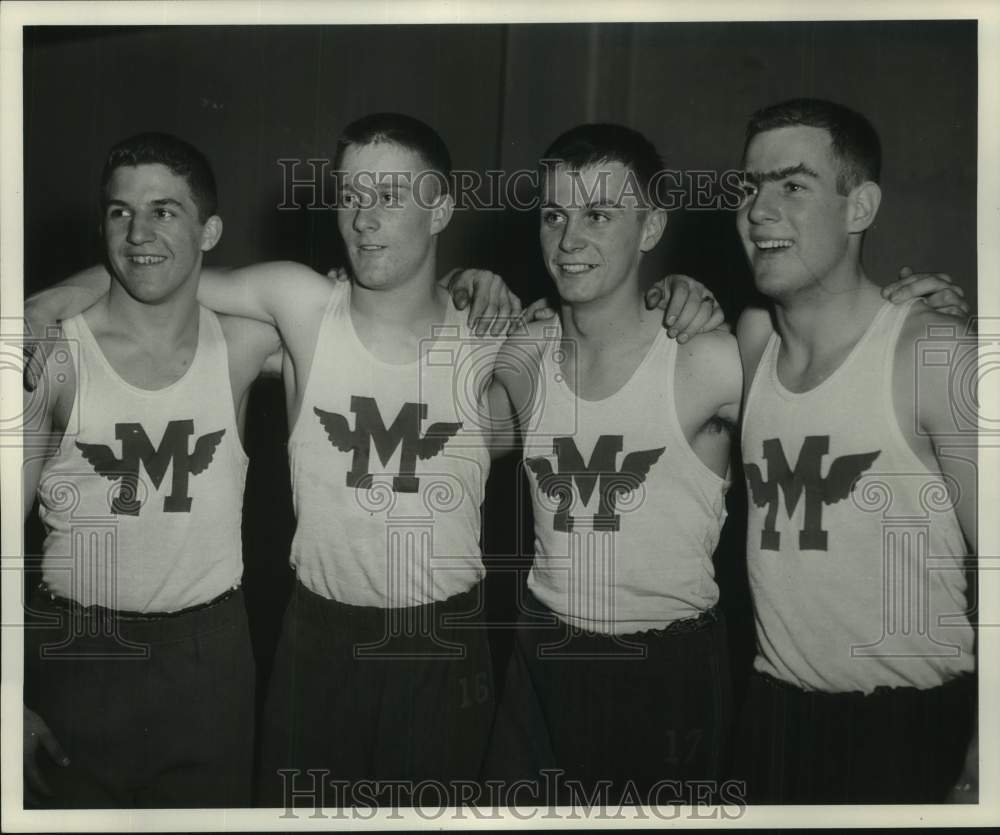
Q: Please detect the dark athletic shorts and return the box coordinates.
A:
[484,589,734,806]
[258,578,494,808]
[735,670,976,804]
[24,586,255,808]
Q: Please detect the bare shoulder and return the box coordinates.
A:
[494,318,551,405]
[894,303,971,380]
[736,305,773,350]
[897,301,970,344]
[677,328,740,372]
[893,303,972,432]
[735,305,775,385]
[675,328,742,417]
[517,316,559,341]
[497,317,553,363]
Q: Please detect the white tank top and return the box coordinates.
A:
[741,300,974,692]
[524,324,728,634]
[37,308,247,613]
[288,282,495,607]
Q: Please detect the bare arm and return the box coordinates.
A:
[21,341,73,799]
[481,323,549,459]
[899,307,978,799]
[196,261,334,330]
[24,265,110,334]
[907,310,978,549]
[735,306,774,405]
[24,259,334,333]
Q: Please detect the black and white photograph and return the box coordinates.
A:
[2,0,997,829]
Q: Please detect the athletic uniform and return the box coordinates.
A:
[738,299,975,803]
[27,307,253,807]
[258,281,498,805]
[488,323,731,802]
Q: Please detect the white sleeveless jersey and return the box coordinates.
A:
[524,323,729,634]
[37,308,247,613]
[741,300,973,692]
[288,281,497,607]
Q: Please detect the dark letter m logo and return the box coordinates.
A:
[745,435,881,551]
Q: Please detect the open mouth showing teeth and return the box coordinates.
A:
[128,255,166,265]
[755,240,793,251]
[359,245,385,251]
[559,264,596,274]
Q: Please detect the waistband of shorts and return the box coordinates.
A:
[293,577,484,628]
[755,670,975,700]
[35,582,242,622]
[524,589,720,638]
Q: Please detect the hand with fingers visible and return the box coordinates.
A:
[440,268,523,337]
[644,274,727,342]
[24,705,70,804]
[882,266,970,317]
[946,731,978,804]
[521,296,558,325]
[326,266,350,284]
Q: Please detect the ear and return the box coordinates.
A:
[200,215,224,251]
[846,181,881,233]
[429,192,454,236]
[639,208,667,253]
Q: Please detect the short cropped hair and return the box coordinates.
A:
[540,123,665,208]
[100,132,218,222]
[743,98,882,194]
[334,112,452,194]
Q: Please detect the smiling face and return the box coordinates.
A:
[539,162,665,307]
[103,163,220,305]
[737,125,858,301]
[337,141,451,292]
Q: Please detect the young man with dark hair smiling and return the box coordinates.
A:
[734,98,977,803]
[22,132,282,807]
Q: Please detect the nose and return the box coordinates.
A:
[126,213,155,245]
[745,185,779,225]
[559,216,585,252]
[352,204,379,234]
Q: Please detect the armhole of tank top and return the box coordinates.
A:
[50,315,84,461]
[448,309,497,469]
[664,333,729,487]
[287,281,346,442]
[204,308,251,465]
[739,330,778,453]
[882,299,942,478]
[521,330,560,462]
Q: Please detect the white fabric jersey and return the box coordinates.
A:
[38,308,247,613]
[288,281,496,607]
[742,300,974,693]
[524,323,729,634]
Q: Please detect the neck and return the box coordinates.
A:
[559,281,646,350]
[350,257,444,326]
[772,267,884,356]
[105,278,200,345]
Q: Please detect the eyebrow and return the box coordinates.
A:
[743,163,820,185]
[341,181,413,191]
[104,197,187,209]
[541,198,623,210]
